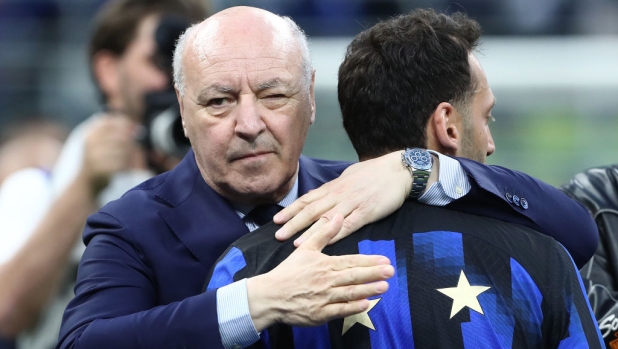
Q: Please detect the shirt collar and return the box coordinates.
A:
[232,175,299,221]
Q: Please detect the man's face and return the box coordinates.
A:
[178,15,316,204]
[116,14,169,120]
[458,54,496,163]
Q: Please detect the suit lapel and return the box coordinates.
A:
[156,153,346,269]
[156,149,250,269]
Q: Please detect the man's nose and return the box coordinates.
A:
[234,97,265,140]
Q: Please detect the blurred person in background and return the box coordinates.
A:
[0,118,67,185]
[562,165,618,347]
[0,0,210,348]
[0,117,68,263]
[0,117,67,349]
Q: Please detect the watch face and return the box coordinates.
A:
[404,149,432,170]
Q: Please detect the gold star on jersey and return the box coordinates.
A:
[437,270,490,319]
[342,298,381,335]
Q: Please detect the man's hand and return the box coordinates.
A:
[247,214,394,331]
[274,150,414,246]
[79,114,144,196]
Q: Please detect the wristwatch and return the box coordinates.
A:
[401,148,433,200]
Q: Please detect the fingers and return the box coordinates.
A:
[292,204,362,247]
[292,217,327,247]
[328,281,390,304]
[327,209,366,245]
[253,235,393,328]
[297,213,344,252]
[274,188,332,240]
[273,187,327,223]
[319,284,388,319]
[330,255,393,276]
[276,190,363,242]
[86,117,139,163]
[328,299,371,319]
[278,150,411,245]
[81,116,143,192]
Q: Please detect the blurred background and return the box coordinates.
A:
[1,0,617,186]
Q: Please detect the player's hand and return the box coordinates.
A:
[80,114,143,195]
[246,214,394,331]
[273,151,412,246]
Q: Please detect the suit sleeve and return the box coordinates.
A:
[447,158,599,268]
[56,212,225,349]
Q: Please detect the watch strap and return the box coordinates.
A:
[409,169,430,199]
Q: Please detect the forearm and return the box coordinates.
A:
[452,159,599,267]
[58,291,223,349]
[0,172,96,337]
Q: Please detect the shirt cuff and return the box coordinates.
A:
[217,279,260,349]
[418,151,471,206]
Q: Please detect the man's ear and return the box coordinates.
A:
[427,102,461,156]
[174,86,188,138]
[92,50,120,102]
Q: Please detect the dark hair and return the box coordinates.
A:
[89,0,209,60]
[338,9,481,159]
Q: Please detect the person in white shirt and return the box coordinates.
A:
[0,1,209,348]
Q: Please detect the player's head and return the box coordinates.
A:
[338,9,495,163]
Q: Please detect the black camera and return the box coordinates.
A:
[143,90,188,159]
[142,15,191,161]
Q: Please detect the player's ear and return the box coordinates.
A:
[428,102,460,156]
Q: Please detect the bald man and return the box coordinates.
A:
[57,8,396,349]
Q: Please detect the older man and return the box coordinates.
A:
[58,7,598,349]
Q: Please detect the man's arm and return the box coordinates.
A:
[0,170,96,338]
[57,221,224,349]
[0,116,138,338]
[58,213,393,349]
[447,159,598,267]
[274,151,598,267]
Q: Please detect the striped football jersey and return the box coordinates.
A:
[206,201,602,348]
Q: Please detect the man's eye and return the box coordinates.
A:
[261,94,288,109]
[208,98,228,107]
[487,115,496,123]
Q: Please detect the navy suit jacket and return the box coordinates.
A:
[57,149,598,349]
